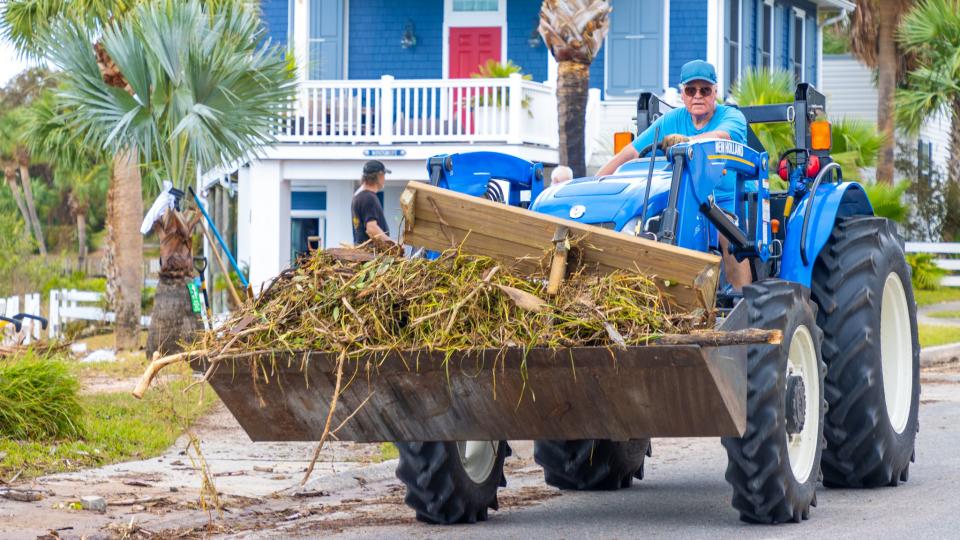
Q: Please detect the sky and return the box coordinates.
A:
[1,36,33,86]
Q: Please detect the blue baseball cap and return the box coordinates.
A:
[680,60,718,85]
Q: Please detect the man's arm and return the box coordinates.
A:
[364,219,393,243]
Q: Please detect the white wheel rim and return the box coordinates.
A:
[787,325,820,483]
[457,441,497,484]
[881,272,913,434]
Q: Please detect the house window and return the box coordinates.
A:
[793,9,806,82]
[453,0,498,11]
[761,1,774,69]
[724,0,742,92]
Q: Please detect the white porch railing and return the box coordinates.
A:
[1,293,41,346]
[277,73,558,147]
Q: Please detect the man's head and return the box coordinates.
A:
[678,60,718,118]
[551,165,573,185]
[361,160,390,190]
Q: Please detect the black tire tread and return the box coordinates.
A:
[811,217,920,488]
[534,439,649,491]
[722,280,825,524]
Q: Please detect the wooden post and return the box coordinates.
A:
[547,226,569,295]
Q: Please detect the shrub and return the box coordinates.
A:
[0,352,83,440]
[907,253,947,291]
[863,181,910,223]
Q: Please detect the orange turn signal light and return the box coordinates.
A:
[811,120,832,151]
[614,131,635,154]
[771,219,781,234]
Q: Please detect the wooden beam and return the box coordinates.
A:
[400,182,720,312]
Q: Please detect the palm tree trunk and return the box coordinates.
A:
[18,164,47,255]
[76,211,88,270]
[4,166,33,242]
[107,149,144,351]
[875,4,898,184]
[950,99,960,189]
[558,61,590,178]
[146,208,200,358]
[942,101,960,241]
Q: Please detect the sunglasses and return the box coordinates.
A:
[683,86,714,97]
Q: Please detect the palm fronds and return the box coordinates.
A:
[41,0,296,191]
[863,181,910,223]
[906,252,947,290]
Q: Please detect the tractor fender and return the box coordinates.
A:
[778,182,873,287]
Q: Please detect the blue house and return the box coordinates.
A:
[236,0,852,290]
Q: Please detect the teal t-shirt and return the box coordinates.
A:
[631,104,748,205]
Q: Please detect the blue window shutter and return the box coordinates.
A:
[776,5,789,70]
[607,0,664,96]
[741,0,757,72]
[309,0,343,80]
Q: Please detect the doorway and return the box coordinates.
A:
[291,214,326,265]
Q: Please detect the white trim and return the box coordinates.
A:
[816,15,823,86]
[706,0,721,80]
[290,212,327,256]
[442,0,508,79]
[792,6,806,82]
[716,0,744,96]
[342,0,350,79]
[662,0,671,92]
[763,0,775,70]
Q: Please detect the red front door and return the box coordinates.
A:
[449,27,501,78]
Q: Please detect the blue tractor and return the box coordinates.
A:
[394,84,920,525]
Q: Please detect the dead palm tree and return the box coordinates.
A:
[849,0,915,184]
[3,0,146,349]
[539,0,611,177]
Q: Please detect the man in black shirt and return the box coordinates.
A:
[352,160,396,247]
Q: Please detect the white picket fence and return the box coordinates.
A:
[48,289,151,340]
[905,242,960,287]
[0,293,42,346]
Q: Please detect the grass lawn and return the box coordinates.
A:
[928,310,960,320]
[915,288,960,307]
[0,377,216,481]
[918,324,960,348]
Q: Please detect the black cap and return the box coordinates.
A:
[363,160,391,175]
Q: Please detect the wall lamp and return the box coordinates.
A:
[401,21,418,49]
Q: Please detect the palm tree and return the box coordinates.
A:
[0,113,34,242]
[3,0,146,349]
[849,0,915,184]
[896,0,960,239]
[539,0,611,177]
[45,0,295,355]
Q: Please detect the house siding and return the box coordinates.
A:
[347,0,443,80]
[669,0,708,86]
[261,0,290,46]
[507,0,548,82]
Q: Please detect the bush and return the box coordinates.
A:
[0,352,83,440]
[0,214,58,297]
[907,253,947,291]
[863,181,910,223]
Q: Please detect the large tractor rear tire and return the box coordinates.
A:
[722,280,825,523]
[811,217,920,488]
[395,440,507,524]
[534,439,650,490]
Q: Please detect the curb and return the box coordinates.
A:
[921,343,960,367]
[284,459,399,497]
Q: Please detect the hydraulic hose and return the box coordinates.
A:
[799,162,842,265]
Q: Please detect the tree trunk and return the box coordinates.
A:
[107,149,144,351]
[76,211,88,270]
[146,208,200,357]
[18,164,47,255]
[557,61,590,178]
[4,166,33,242]
[942,102,960,241]
[875,4,897,184]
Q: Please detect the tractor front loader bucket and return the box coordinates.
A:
[205,340,747,442]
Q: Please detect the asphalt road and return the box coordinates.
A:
[311,369,960,540]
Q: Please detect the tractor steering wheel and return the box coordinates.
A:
[636,143,665,159]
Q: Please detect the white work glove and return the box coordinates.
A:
[140,180,175,235]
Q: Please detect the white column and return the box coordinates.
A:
[507,73,523,145]
[237,165,251,271]
[325,181,356,248]
[247,160,290,293]
[707,0,722,83]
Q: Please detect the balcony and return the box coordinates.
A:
[276,74,559,148]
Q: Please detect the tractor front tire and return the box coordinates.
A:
[395,440,507,524]
[534,439,650,490]
[722,280,825,524]
[811,217,920,488]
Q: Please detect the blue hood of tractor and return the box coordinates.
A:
[530,158,673,233]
